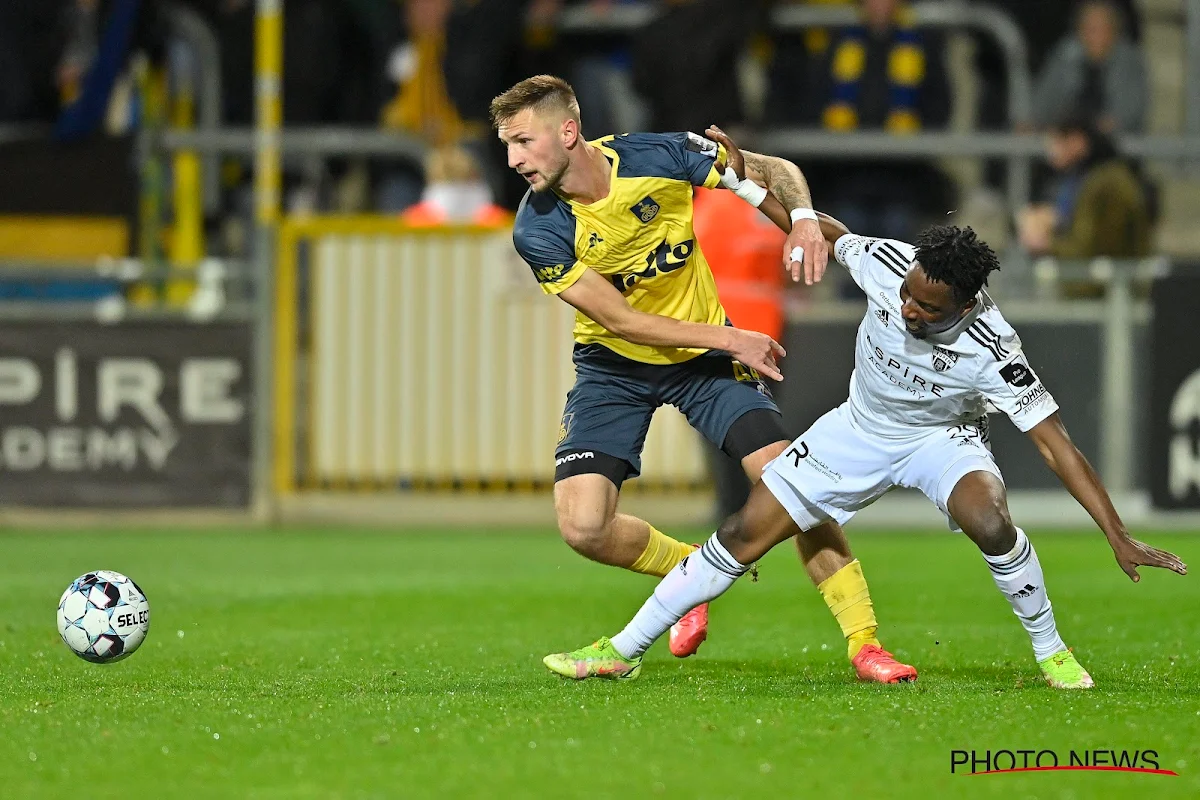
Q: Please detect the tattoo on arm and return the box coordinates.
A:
[743,151,813,214]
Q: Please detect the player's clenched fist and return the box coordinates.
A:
[726,328,786,382]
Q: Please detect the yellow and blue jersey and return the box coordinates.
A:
[512,132,730,365]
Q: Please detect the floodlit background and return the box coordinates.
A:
[0,1,1197,797]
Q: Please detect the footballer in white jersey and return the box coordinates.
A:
[547,196,1187,691]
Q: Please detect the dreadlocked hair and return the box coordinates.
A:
[913,225,1000,304]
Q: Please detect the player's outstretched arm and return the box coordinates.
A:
[1026,413,1187,581]
[558,268,786,381]
[704,125,827,286]
[816,211,851,250]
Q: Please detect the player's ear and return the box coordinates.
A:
[959,296,978,318]
[561,116,580,149]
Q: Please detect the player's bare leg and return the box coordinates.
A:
[948,471,1092,689]
[554,474,665,568]
[551,472,709,660]
[548,480,915,683]
[664,440,790,658]
[742,440,900,674]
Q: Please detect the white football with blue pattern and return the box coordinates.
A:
[56,571,150,663]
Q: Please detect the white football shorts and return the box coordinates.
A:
[760,402,1004,531]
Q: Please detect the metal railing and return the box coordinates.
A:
[163,1,222,214]
[561,0,1033,123]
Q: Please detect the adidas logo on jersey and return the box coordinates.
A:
[932,346,959,373]
[875,309,889,325]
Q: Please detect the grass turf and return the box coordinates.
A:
[1,527,1197,798]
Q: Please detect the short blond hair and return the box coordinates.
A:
[489,75,580,129]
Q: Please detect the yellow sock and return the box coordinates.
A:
[817,559,881,660]
[630,525,697,578]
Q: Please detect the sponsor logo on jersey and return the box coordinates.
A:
[875,308,890,326]
[684,132,720,158]
[1000,356,1036,394]
[1016,383,1048,410]
[587,231,603,249]
[630,196,661,224]
[534,263,571,284]
[933,346,959,373]
[866,334,947,397]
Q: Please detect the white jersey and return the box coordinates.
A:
[833,234,1059,438]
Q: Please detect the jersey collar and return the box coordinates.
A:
[557,139,618,211]
[925,290,989,349]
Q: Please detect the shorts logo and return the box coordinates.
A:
[630,196,660,224]
[555,451,594,467]
[785,441,842,482]
[875,308,890,326]
[733,361,772,396]
[785,442,810,466]
[1000,357,1036,394]
[932,346,959,373]
[557,413,574,444]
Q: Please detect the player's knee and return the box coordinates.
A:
[970,506,1017,557]
[555,505,613,559]
[716,510,752,552]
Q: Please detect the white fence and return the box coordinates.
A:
[277,220,707,492]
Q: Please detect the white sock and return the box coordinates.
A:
[610,534,748,659]
[982,528,1067,661]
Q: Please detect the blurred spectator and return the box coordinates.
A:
[1032,0,1147,134]
[381,0,465,144]
[764,0,855,126]
[794,0,953,282]
[531,0,652,140]
[188,0,396,126]
[376,0,464,210]
[0,0,71,123]
[53,0,168,140]
[401,145,512,226]
[631,0,759,134]
[972,0,1140,129]
[377,0,527,211]
[1017,119,1151,265]
[692,186,786,522]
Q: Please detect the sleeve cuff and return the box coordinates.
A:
[539,262,587,295]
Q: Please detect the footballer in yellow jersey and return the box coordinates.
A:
[491,75,914,682]
[516,130,731,365]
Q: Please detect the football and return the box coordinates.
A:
[56,571,150,664]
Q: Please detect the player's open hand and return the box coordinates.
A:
[787,220,829,286]
[1110,536,1187,582]
[727,329,786,382]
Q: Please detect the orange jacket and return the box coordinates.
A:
[401,202,513,227]
[692,188,787,341]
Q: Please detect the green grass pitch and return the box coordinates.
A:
[2,527,1198,798]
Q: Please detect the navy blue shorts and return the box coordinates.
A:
[555,343,785,485]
